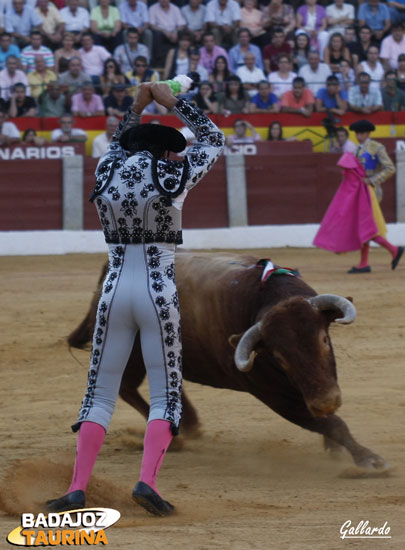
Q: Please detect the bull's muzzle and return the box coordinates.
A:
[307,388,342,417]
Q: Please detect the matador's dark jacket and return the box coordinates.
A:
[90,99,225,244]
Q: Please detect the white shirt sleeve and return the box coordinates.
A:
[51,129,62,141]
[231,0,241,21]
[2,121,20,138]
[204,1,215,23]
[92,133,108,157]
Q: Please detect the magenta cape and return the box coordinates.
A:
[313,153,378,253]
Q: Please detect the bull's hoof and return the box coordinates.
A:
[338,453,392,478]
[132,481,174,517]
[355,452,389,470]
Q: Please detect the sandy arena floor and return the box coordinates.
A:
[0,247,404,550]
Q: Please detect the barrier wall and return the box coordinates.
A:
[0,160,63,230]
[0,138,400,231]
[245,152,396,225]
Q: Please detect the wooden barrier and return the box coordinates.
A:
[246,153,396,225]
[0,160,63,230]
[0,145,398,231]
[83,157,100,230]
[182,156,228,228]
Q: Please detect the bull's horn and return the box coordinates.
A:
[234,322,262,372]
[308,294,357,324]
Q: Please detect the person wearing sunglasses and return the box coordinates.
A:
[126,54,159,96]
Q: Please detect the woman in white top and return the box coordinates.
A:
[268,53,296,98]
[163,30,193,80]
[356,45,385,92]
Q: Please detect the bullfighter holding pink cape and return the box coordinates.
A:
[314,150,403,273]
[314,152,380,253]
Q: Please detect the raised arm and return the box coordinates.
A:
[149,82,225,191]
[174,99,225,191]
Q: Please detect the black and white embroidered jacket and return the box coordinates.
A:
[91,100,225,245]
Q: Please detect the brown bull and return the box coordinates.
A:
[69,252,386,470]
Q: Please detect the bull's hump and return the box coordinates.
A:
[176,251,256,282]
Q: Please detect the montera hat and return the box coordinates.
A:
[349,120,376,133]
[120,123,187,153]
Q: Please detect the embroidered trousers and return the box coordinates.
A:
[73,242,183,434]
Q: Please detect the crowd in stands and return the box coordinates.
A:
[0,0,405,154]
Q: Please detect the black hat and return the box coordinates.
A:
[349,120,376,133]
[120,123,186,153]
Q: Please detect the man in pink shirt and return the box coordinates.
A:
[0,55,30,100]
[71,82,105,117]
[199,31,230,73]
[380,23,405,69]
[149,0,186,67]
[280,76,315,117]
[79,32,111,79]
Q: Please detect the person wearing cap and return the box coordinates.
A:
[313,149,403,272]
[314,124,403,273]
[103,82,133,116]
[46,79,225,517]
[347,119,402,272]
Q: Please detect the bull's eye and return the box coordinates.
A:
[319,331,330,353]
[273,350,289,370]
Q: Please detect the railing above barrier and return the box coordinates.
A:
[7,111,405,132]
[6,111,404,156]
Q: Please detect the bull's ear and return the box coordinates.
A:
[228,333,243,349]
[346,296,354,303]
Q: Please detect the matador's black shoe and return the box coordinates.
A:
[132,481,174,517]
[392,246,404,270]
[46,490,86,512]
[347,266,371,274]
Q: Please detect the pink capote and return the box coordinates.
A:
[313,152,378,253]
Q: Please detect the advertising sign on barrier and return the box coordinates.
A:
[0,143,85,160]
[224,141,313,156]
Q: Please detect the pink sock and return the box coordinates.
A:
[373,236,398,258]
[139,420,173,496]
[358,243,370,268]
[67,421,106,494]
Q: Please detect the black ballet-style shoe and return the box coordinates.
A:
[132,481,174,517]
[347,266,371,274]
[46,490,86,512]
[392,246,404,270]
